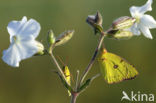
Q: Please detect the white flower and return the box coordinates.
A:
[2,16,41,67]
[130,0,156,39]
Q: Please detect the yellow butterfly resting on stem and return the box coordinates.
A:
[57,56,71,96]
[62,65,71,96]
[99,48,138,84]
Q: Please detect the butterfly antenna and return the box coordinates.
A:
[100,43,105,51]
[70,74,75,84]
[65,56,69,66]
[102,43,105,49]
[56,55,65,66]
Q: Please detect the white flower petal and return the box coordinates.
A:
[3,17,41,67]
[130,6,141,17]
[130,0,153,17]
[139,24,153,39]
[2,40,38,67]
[18,19,41,39]
[139,0,153,14]
[20,35,35,42]
[130,23,141,35]
[140,14,156,29]
[2,44,21,67]
[7,16,27,43]
[18,40,38,60]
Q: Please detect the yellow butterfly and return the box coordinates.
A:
[62,65,71,96]
[57,56,71,96]
[99,48,138,84]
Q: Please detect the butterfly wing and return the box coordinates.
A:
[99,49,138,84]
[63,66,71,96]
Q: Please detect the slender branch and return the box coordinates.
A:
[75,70,80,90]
[77,31,105,88]
[50,52,67,84]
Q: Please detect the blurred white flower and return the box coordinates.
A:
[130,0,156,39]
[2,16,41,67]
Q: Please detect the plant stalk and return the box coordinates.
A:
[70,92,79,103]
[50,52,68,84]
[77,31,105,88]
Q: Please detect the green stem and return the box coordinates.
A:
[78,31,105,88]
[50,52,67,84]
[75,70,80,91]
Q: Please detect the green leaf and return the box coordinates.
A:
[78,74,100,92]
[55,71,73,93]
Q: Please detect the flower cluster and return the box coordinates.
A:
[87,0,156,40]
[2,0,156,68]
[2,17,74,67]
[2,16,42,67]
[130,0,156,39]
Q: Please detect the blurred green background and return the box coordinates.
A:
[0,0,156,103]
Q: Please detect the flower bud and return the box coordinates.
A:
[95,11,103,26]
[55,30,74,46]
[86,11,103,34]
[107,16,136,40]
[112,16,136,30]
[107,29,133,40]
[47,30,55,46]
[113,30,133,40]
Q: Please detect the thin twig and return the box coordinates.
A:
[77,31,105,88]
[50,52,68,84]
[70,32,105,103]
[75,70,80,91]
